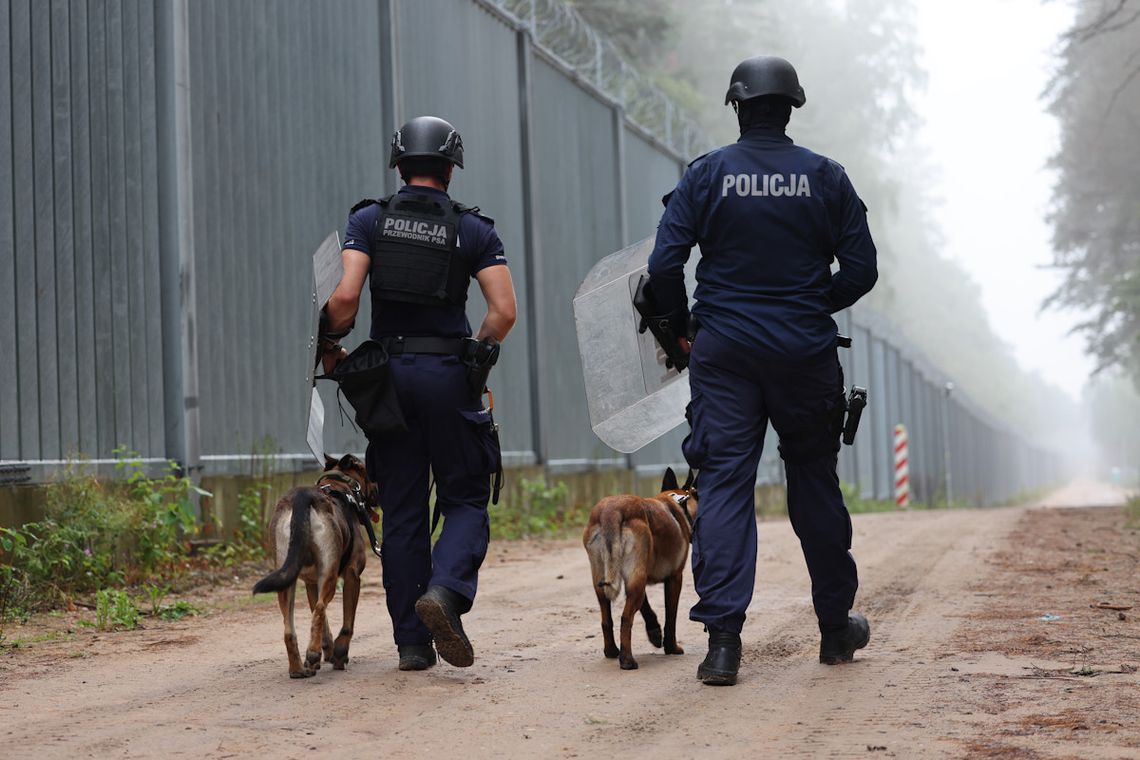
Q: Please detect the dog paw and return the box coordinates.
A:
[619,656,639,670]
[646,624,664,648]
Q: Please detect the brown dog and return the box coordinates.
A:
[583,467,698,670]
[253,454,379,678]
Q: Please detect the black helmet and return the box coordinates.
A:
[388,116,464,169]
[724,56,805,108]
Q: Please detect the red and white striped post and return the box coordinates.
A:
[894,423,910,509]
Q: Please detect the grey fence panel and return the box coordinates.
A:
[397,0,534,459]
[12,0,41,458]
[0,0,1069,506]
[530,56,623,464]
[851,325,874,497]
[0,0,166,464]
[869,336,889,500]
[622,128,682,243]
[0,0,17,459]
[32,0,62,461]
[186,0,385,463]
[70,0,98,458]
[50,0,78,457]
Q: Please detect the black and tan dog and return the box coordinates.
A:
[253,454,379,678]
[583,467,698,670]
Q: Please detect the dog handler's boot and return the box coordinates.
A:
[697,629,742,686]
[819,612,871,664]
[415,585,474,668]
[397,644,437,671]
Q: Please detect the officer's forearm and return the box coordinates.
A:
[476,306,516,343]
[828,266,878,313]
[325,290,360,333]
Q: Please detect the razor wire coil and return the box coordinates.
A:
[483,0,712,159]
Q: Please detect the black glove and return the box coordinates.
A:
[633,274,690,371]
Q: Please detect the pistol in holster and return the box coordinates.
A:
[842,386,868,445]
[462,336,500,399]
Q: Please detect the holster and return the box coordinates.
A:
[633,274,691,371]
[462,336,500,398]
[842,386,868,445]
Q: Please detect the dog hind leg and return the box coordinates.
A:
[332,566,360,670]
[305,580,334,663]
[640,596,663,648]
[279,585,307,678]
[620,576,647,670]
[305,567,338,674]
[663,570,685,655]
[593,585,619,659]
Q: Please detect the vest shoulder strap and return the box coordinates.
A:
[452,200,494,227]
[349,197,382,215]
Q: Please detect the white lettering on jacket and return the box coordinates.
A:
[721,173,812,198]
[382,217,449,238]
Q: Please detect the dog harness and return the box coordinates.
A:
[318,472,383,560]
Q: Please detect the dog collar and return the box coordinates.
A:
[669,493,695,530]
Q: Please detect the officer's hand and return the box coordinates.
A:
[678,337,692,355]
[322,346,347,375]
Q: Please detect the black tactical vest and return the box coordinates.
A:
[367,192,471,307]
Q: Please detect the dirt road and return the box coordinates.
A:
[2,484,1137,759]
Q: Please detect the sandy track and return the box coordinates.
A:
[1,486,1137,759]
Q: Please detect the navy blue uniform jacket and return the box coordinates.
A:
[647,128,877,358]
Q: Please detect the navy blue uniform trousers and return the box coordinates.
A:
[683,328,857,634]
[365,352,495,647]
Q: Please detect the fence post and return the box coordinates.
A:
[516,25,548,465]
[156,0,202,512]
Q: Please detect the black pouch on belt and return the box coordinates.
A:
[328,340,409,435]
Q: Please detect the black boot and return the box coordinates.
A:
[697,629,741,686]
[819,612,870,664]
[397,643,437,671]
[415,585,474,667]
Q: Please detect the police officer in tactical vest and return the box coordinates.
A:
[321,116,517,670]
[644,57,878,685]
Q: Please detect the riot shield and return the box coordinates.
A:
[573,234,699,453]
[304,231,343,463]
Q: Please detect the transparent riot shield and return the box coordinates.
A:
[573,234,699,453]
[304,231,343,463]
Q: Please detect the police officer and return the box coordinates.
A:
[321,116,517,670]
[644,57,878,685]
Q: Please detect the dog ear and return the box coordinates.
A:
[661,467,678,492]
[323,454,339,471]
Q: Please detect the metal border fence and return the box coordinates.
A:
[0,0,1061,506]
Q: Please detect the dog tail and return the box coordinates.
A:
[252,491,314,595]
[587,507,624,602]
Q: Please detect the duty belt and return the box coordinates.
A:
[379,336,469,356]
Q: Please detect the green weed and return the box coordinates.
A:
[0,450,207,615]
[157,600,200,621]
[491,477,587,539]
[1126,494,1140,529]
[95,589,140,631]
